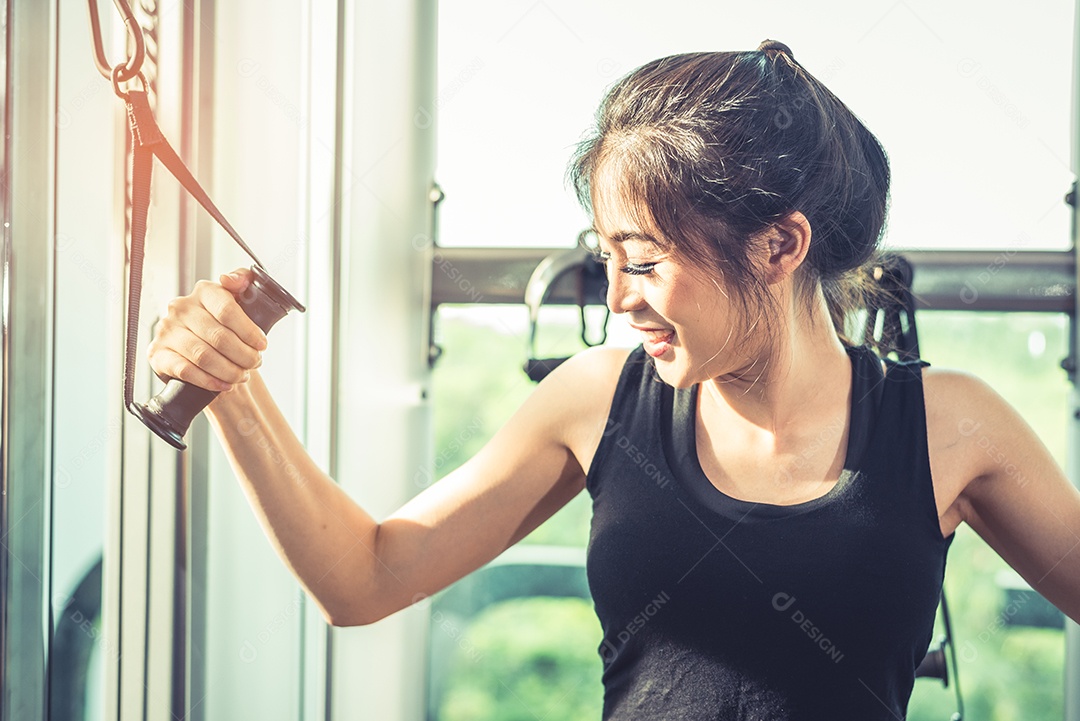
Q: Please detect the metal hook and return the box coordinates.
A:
[112,65,147,100]
[87,0,145,82]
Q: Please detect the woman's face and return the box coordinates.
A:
[592,189,765,390]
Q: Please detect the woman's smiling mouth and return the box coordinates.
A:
[630,324,676,357]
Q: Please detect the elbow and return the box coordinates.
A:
[318,596,398,627]
[313,527,412,627]
[322,609,383,628]
[318,601,379,627]
[323,611,370,628]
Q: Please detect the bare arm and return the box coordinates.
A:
[149,270,621,626]
[931,369,1080,623]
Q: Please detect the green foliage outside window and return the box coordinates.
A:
[430,307,1068,721]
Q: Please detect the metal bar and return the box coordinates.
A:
[171,0,196,716]
[428,246,1076,313]
[1,0,57,719]
[181,1,215,719]
[298,0,346,718]
[1066,1,1080,718]
[1,0,11,712]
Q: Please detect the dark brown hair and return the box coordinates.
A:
[568,40,890,343]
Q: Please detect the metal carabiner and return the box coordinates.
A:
[87,0,145,83]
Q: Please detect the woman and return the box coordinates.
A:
[149,40,1080,719]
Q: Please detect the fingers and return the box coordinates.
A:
[148,274,269,392]
[193,279,268,352]
[149,346,239,393]
[150,316,261,390]
[218,267,253,294]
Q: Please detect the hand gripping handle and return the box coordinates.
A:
[132,265,305,450]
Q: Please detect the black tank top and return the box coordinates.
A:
[586,343,954,720]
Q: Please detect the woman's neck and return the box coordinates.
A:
[701,285,851,435]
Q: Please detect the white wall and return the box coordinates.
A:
[199,1,310,718]
[195,1,436,719]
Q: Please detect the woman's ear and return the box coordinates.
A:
[763,211,812,284]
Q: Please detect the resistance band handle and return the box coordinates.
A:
[132,265,305,450]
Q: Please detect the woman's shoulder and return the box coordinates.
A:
[915,363,1080,618]
[919,363,1002,422]
[908,362,1004,467]
[535,345,638,468]
[538,345,637,405]
[914,362,1022,535]
[879,352,991,410]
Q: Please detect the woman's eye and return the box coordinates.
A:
[621,263,656,276]
[592,251,656,276]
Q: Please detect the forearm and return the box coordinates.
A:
[205,371,384,625]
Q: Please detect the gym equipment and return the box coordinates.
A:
[88,0,305,450]
[522,230,609,382]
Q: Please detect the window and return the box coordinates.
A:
[433,2,1076,718]
[430,308,1070,720]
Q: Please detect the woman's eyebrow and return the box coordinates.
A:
[593,228,663,246]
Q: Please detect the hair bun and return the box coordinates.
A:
[757,39,794,60]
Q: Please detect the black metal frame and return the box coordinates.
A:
[427,247,1074,313]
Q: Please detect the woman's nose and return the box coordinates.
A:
[605,272,644,315]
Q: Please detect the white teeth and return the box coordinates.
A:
[642,329,673,341]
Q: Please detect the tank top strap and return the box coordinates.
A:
[846,343,886,471]
[585,345,663,495]
[867,351,951,542]
[849,345,934,474]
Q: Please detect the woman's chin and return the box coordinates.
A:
[650,357,697,390]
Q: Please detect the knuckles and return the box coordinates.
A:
[155,280,257,385]
[154,314,178,337]
[189,342,212,367]
[165,297,186,316]
[205,324,229,350]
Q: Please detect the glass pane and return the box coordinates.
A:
[437,1,1074,252]
[430,305,610,548]
[436,2,1077,709]
[431,307,1070,719]
[437,597,602,721]
[908,311,1067,721]
[49,4,119,718]
[429,306,605,718]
